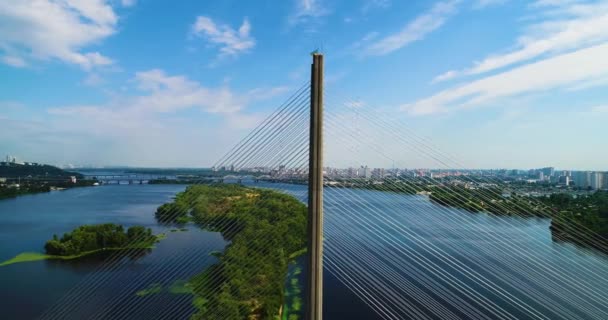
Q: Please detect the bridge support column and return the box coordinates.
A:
[306,53,324,320]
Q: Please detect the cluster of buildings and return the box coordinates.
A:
[214,164,608,191]
[1,155,42,167]
[570,171,607,190]
[2,155,23,165]
[520,167,607,190]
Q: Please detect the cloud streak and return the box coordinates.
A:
[404,43,608,115]
[433,0,608,82]
[191,16,255,58]
[288,0,330,27]
[51,69,287,118]
[364,0,460,56]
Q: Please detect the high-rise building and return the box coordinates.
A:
[541,167,555,177]
[591,172,604,190]
[360,166,372,179]
[372,168,385,179]
[572,171,591,189]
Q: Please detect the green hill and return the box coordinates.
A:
[0,162,83,179]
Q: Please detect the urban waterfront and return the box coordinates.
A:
[1,178,607,319]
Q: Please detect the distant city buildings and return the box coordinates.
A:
[2,155,22,165]
[1,155,42,167]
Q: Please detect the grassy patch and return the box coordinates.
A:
[282,263,303,320]
[136,283,163,297]
[208,250,222,258]
[288,248,307,260]
[169,280,194,295]
[0,252,52,266]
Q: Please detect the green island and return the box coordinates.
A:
[156,184,307,320]
[0,223,163,267]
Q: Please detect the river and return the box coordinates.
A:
[0,181,607,319]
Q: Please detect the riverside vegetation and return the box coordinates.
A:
[155,184,307,320]
[0,224,162,267]
[428,186,608,251]
[0,162,96,200]
[326,179,608,251]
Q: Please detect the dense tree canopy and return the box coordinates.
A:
[157,184,307,319]
[544,191,608,250]
[44,223,156,256]
[0,163,83,179]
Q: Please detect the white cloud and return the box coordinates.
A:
[434,1,608,82]
[0,0,119,69]
[431,70,458,83]
[127,69,276,114]
[191,16,255,58]
[591,105,608,113]
[288,0,330,27]
[362,0,392,12]
[345,100,365,108]
[364,0,460,56]
[473,0,507,9]
[121,0,137,7]
[531,0,581,7]
[403,43,608,115]
[51,69,287,117]
[37,69,290,166]
[82,73,105,87]
[1,55,26,67]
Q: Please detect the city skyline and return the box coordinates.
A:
[1,1,608,169]
[3,153,607,177]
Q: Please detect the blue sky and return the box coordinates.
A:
[1,0,607,170]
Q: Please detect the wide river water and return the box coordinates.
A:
[0,181,607,319]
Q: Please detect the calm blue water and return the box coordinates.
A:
[254,183,608,320]
[0,184,227,320]
[1,181,608,319]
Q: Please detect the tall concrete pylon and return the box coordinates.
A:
[306,53,324,320]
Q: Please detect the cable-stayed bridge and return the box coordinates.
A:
[35,54,608,320]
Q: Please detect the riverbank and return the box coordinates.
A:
[0,180,97,200]
[151,178,608,254]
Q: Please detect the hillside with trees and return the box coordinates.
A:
[0,162,83,179]
[0,162,94,200]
